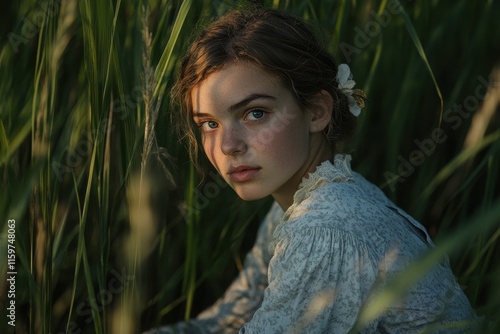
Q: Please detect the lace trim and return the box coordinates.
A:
[283,154,353,221]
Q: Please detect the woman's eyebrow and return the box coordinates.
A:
[193,93,276,119]
[228,93,275,112]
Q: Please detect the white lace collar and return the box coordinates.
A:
[283,154,354,221]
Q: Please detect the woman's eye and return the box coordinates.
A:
[246,109,266,121]
[199,121,218,132]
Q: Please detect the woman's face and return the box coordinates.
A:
[191,62,326,206]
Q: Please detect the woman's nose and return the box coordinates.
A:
[220,125,247,155]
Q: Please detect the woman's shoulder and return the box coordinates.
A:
[289,155,393,210]
[279,164,434,260]
[285,168,393,228]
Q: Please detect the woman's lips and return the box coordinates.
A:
[228,167,261,182]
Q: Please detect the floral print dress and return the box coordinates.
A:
[145,155,478,334]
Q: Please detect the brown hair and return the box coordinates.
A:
[171,7,357,171]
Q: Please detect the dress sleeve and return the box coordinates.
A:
[239,225,378,334]
[143,202,283,334]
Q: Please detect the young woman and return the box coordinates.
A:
[146,6,478,334]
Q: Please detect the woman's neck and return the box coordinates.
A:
[272,135,333,211]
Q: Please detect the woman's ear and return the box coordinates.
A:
[308,90,333,133]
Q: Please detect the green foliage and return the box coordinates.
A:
[0,0,499,333]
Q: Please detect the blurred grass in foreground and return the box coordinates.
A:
[0,0,499,333]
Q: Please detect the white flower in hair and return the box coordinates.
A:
[336,64,366,117]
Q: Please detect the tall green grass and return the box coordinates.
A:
[0,0,499,333]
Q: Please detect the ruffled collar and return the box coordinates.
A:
[283,154,354,221]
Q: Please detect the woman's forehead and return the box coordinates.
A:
[191,63,283,114]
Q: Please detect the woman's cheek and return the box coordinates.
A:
[202,137,218,166]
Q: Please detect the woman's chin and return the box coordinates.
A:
[233,187,269,201]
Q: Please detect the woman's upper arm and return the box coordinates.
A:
[240,225,377,334]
